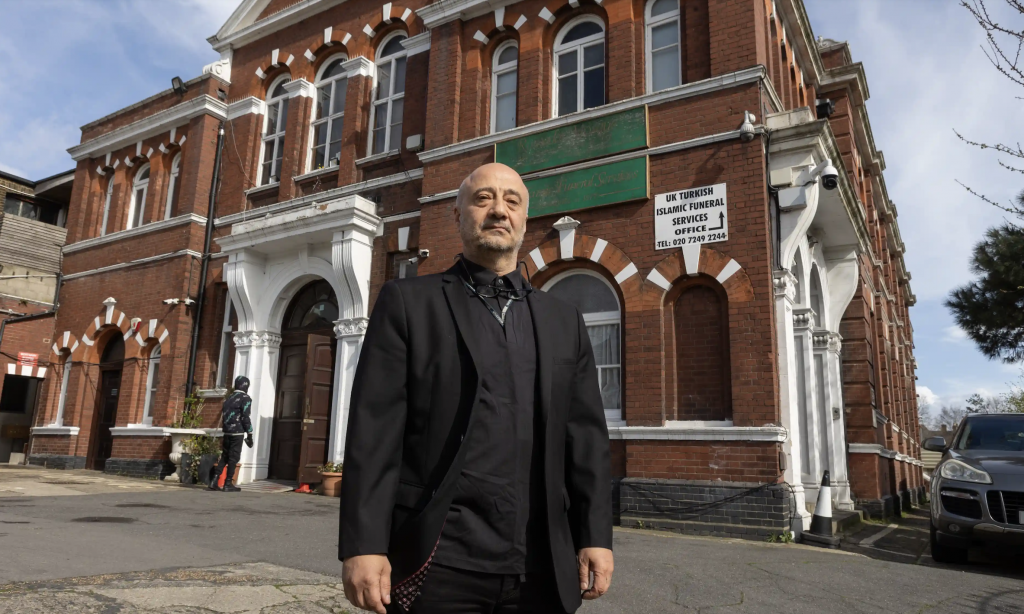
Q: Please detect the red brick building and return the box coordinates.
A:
[27,0,922,536]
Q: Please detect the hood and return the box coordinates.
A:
[955,450,1024,475]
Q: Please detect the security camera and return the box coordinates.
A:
[418,249,430,258]
[806,159,839,191]
[163,298,180,305]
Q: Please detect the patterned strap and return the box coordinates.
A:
[391,530,444,611]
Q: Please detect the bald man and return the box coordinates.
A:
[340,163,613,614]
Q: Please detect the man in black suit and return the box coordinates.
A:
[340,163,613,613]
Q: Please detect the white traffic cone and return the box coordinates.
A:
[803,470,841,548]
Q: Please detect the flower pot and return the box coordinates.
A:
[179,453,195,484]
[320,472,343,497]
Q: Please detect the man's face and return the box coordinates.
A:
[454,163,529,256]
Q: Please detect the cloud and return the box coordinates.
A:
[917,385,939,407]
[942,325,968,343]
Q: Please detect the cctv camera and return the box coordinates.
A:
[820,163,839,191]
[418,249,430,258]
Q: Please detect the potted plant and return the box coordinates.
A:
[318,461,344,497]
[182,434,221,486]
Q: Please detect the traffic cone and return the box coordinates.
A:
[802,470,841,549]
[295,483,311,494]
[217,467,228,489]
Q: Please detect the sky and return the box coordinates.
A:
[1,0,1020,417]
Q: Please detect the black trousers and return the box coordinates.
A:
[213,435,243,485]
[395,563,567,614]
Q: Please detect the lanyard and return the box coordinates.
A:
[462,279,516,327]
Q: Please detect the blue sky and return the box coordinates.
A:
[1,0,1020,417]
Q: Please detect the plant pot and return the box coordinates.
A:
[320,472,343,497]
[179,453,195,484]
[198,453,220,487]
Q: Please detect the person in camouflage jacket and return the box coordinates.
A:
[208,376,254,492]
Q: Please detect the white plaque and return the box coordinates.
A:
[654,183,728,250]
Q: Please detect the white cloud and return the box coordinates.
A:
[942,325,968,343]
[917,385,939,408]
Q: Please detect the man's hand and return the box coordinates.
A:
[244,434,253,448]
[342,554,392,614]
[577,547,613,600]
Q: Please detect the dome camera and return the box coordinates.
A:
[820,162,839,191]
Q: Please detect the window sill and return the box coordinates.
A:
[30,425,80,436]
[197,388,228,399]
[607,424,786,442]
[245,182,280,197]
[294,165,339,183]
[64,213,207,254]
[355,150,400,166]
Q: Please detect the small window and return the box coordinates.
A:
[261,77,291,185]
[371,33,408,155]
[128,163,151,229]
[3,196,41,221]
[142,344,161,425]
[165,152,182,219]
[54,351,72,426]
[491,42,519,133]
[646,0,681,93]
[554,17,606,116]
[284,280,339,331]
[312,57,349,170]
[100,178,114,236]
[216,294,237,389]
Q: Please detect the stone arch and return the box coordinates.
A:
[80,299,136,361]
[260,257,347,333]
[362,4,417,41]
[471,7,530,45]
[51,331,81,361]
[304,25,354,63]
[255,48,296,80]
[645,245,754,305]
[132,318,171,352]
[538,0,607,27]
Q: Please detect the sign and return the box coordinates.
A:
[495,107,648,174]
[17,352,38,368]
[654,183,728,250]
[526,157,649,219]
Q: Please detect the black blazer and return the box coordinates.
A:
[339,263,612,612]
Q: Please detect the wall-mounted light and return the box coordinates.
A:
[171,76,188,96]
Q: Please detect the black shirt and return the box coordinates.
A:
[433,258,548,574]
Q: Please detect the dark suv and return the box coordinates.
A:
[925,413,1024,563]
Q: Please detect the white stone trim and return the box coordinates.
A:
[69,95,227,161]
[363,24,376,38]
[63,250,202,281]
[293,164,339,183]
[108,426,207,437]
[401,8,413,22]
[607,425,787,442]
[30,426,80,436]
[227,96,266,120]
[283,78,316,99]
[552,216,579,260]
[401,32,431,56]
[514,15,527,29]
[473,30,489,44]
[538,7,555,23]
[614,262,638,285]
[63,213,207,254]
[383,2,393,23]
[342,55,375,79]
[590,238,608,263]
[849,443,898,459]
[646,268,672,291]
[355,150,400,166]
[529,247,546,271]
[382,210,421,224]
[682,244,701,276]
[716,259,741,283]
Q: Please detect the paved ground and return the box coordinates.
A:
[1,464,1023,613]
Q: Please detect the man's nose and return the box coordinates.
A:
[489,196,509,219]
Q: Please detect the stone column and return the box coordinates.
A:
[329,317,369,464]
[232,330,282,483]
[821,331,854,510]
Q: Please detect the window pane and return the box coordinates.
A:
[271,79,290,98]
[150,360,160,392]
[558,74,578,115]
[583,66,605,109]
[389,99,404,151]
[316,85,330,119]
[373,127,387,155]
[651,47,681,91]
[562,21,603,44]
[279,98,290,130]
[332,78,348,115]
[390,98,404,125]
[138,167,150,181]
[314,122,328,148]
[599,366,621,410]
[495,92,516,132]
[584,43,604,69]
[588,324,620,365]
[322,58,346,79]
[374,102,389,130]
[394,56,407,94]
[651,21,679,49]
[376,62,391,99]
[266,102,279,134]
[498,45,518,65]
[547,274,618,313]
[261,161,273,185]
[313,145,326,170]
[558,50,578,76]
[380,35,407,58]
[263,140,276,163]
[496,70,517,96]
[650,0,678,17]
[3,197,22,215]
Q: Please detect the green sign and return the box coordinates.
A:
[495,107,648,174]
[526,157,649,218]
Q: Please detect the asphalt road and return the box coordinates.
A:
[2,465,1023,613]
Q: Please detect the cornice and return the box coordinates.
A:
[416,0,520,28]
[401,31,431,56]
[63,213,207,254]
[69,95,227,162]
[227,96,267,120]
[209,0,348,52]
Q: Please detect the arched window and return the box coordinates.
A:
[544,271,622,422]
[284,279,339,331]
[554,17,606,116]
[371,33,408,155]
[100,177,114,236]
[491,42,519,133]
[674,281,730,420]
[312,56,349,170]
[646,0,681,92]
[53,350,72,426]
[142,344,161,425]
[128,163,150,230]
[809,265,824,328]
[261,76,291,185]
[165,152,181,219]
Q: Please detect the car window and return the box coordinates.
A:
[956,417,1024,451]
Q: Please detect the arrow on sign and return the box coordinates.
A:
[708,211,725,231]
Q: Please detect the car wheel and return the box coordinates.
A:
[930,524,968,564]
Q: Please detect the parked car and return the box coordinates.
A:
[924,413,1024,563]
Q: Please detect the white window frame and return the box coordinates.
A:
[553,15,607,117]
[100,177,114,236]
[216,298,235,389]
[259,76,291,186]
[490,41,519,134]
[645,0,682,93]
[369,32,408,155]
[164,152,181,220]
[127,162,150,230]
[542,269,623,424]
[52,351,71,426]
[142,344,161,426]
[309,53,350,172]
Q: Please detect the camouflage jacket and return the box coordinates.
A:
[221,391,253,435]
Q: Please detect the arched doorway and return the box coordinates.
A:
[88,333,124,470]
[268,280,337,483]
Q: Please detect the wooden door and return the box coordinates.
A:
[297,334,334,484]
[89,370,120,470]
[269,344,306,480]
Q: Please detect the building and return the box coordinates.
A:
[0,169,73,463]
[28,0,923,535]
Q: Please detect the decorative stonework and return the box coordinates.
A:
[334,317,369,338]
[773,270,797,301]
[233,330,282,348]
[792,309,813,329]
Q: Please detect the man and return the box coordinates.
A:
[339,163,613,614]
[208,375,253,493]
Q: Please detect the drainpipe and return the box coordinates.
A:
[185,122,226,394]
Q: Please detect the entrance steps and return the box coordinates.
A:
[239,479,296,493]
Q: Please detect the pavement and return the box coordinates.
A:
[1,464,1023,613]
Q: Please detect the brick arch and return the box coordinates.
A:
[362,4,417,41]
[471,8,530,45]
[158,126,188,155]
[303,25,353,63]
[80,301,137,361]
[133,318,171,353]
[255,48,296,80]
[50,331,81,361]
[538,0,609,32]
[645,245,754,304]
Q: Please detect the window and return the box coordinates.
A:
[216,295,237,389]
[261,77,291,185]
[491,42,519,133]
[3,196,41,220]
[371,33,408,155]
[0,375,39,414]
[810,265,824,327]
[554,17,606,116]
[544,271,622,422]
[54,351,71,426]
[127,163,150,229]
[165,152,182,219]
[100,178,114,236]
[646,0,681,92]
[312,57,349,170]
[142,344,161,425]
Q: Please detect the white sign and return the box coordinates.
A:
[654,183,728,250]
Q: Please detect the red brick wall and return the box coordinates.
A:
[626,441,780,481]
[110,436,169,460]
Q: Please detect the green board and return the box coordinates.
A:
[495,107,648,174]
[526,157,649,218]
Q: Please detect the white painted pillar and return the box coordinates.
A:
[824,331,854,510]
[232,330,281,484]
[329,317,368,463]
[774,271,811,532]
